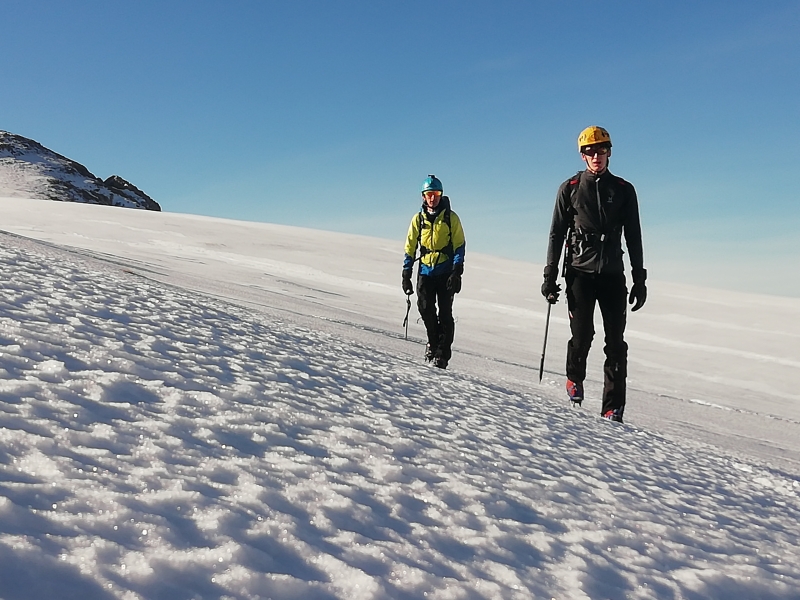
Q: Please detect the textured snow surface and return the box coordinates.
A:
[0,232,798,598]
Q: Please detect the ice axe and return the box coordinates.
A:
[402,294,412,340]
[538,302,552,383]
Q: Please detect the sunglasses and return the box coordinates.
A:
[581,145,610,156]
[422,190,442,199]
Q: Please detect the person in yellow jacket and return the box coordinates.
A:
[402,175,466,369]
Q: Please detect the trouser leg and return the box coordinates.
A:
[416,275,441,349]
[565,270,596,383]
[598,273,629,416]
[436,284,455,363]
[417,274,455,364]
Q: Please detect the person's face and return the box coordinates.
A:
[423,190,442,209]
[581,144,611,173]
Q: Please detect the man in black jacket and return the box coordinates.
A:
[541,126,647,422]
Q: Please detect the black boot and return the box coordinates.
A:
[433,334,450,369]
[424,343,437,363]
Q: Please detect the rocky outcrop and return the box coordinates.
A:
[0,131,161,211]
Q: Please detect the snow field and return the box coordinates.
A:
[0,237,798,599]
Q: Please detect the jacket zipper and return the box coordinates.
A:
[595,176,606,273]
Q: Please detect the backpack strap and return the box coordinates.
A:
[562,172,582,277]
[568,171,582,202]
[418,207,453,260]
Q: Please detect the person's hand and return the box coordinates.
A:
[447,263,463,295]
[446,271,462,294]
[541,280,561,304]
[402,269,414,295]
[629,268,647,311]
[542,267,561,304]
[629,282,647,311]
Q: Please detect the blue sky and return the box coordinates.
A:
[3,1,799,296]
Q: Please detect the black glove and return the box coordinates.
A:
[402,269,414,295]
[541,266,561,304]
[629,268,647,312]
[446,264,463,294]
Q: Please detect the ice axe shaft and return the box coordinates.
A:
[402,295,412,339]
[538,302,552,383]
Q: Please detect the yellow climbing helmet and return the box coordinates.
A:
[577,126,612,150]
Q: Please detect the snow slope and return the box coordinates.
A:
[0,199,798,598]
[1,197,799,470]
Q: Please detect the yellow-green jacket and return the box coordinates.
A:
[403,196,466,277]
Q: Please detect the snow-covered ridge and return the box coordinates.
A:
[0,131,160,210]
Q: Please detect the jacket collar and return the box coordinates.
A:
[584,168,613,183]
[420,194,451,217]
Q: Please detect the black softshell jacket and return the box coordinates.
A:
[545,169,645,278]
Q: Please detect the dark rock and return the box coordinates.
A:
[0,131,161,211]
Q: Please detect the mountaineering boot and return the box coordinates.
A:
[424,343,437,363]
[602,409,624,423]
[432,330,450,369]
[433,344,448,369]
[566,379,584,406]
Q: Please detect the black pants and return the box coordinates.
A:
[417,273,454,362]
[565,270,628,416]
